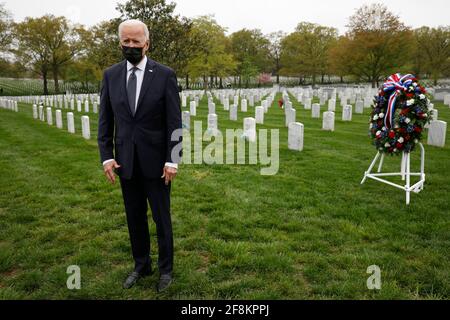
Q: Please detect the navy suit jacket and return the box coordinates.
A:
[98,58,182,180]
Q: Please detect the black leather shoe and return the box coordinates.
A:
[123,270,152,289]
[157,273,173,293]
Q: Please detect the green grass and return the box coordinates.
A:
[0,92,449,300]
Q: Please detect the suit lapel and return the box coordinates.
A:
[118,60,134,118]
[135,58,157,117]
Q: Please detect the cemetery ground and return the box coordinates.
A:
[0,94,449,300]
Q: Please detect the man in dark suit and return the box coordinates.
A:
[97,19,182,292]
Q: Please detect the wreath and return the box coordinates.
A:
[370,73,431,154]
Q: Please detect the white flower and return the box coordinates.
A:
[407,99,415,106]
[379,113,385,118]
[398,137,404,144]
[393,148,398,152]
[376,131,381,136]
[414,139,419,144]
[385,142,391,148]
[413,82,418,87]
[394,124,400,129]
[419,94,426,100]
[373,115,379,121]
[424,114,428,117]
[405,118,411,124]
[382,127,386,131]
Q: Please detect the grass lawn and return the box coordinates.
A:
[0,92,449,300]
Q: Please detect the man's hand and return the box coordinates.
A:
[161,166,177,185]
[103,160,121,184]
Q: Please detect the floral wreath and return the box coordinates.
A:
[370,73,431,154]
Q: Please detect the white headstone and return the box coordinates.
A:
[224,98,230,111]
[55,110,63,129]
[427,120,447,147]
[182,94,187,107]
[39,105,44,121]
[182,111,190,130]
[208,102,216,114]
[46,107,53,125]
[33,104,38,119]
[93,102,98,114]
[322,111,335,131]
[312,103,321,118]
[230,104,238,121]
[288,122,304,151]
[241,99,248,112]
[304,98,312,110]
[255,106,264,124]
[190,101,197,116]
[81,116,90,139]
[444,94,450,106]
[77,100,82,112]
[67,112,75,133]
[207,113,218,135]
[328,99,336,112]
[285,108,296,127]
[84,100,89,113]
[355,100,364,114]
[243,117,256,142]
[342,105,353,121]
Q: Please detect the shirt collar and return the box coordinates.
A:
[127,55,148,72]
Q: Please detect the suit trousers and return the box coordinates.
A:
[119,148,173,275]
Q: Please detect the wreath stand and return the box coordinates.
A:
[361,143,426,205]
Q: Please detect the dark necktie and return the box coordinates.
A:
[127,67,138,116]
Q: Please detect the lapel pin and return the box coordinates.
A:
[149,69,153,73]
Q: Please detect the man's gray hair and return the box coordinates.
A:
[118,19,150,41]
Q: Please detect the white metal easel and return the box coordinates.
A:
[361,143,426,205]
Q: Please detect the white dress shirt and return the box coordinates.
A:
[103,55,178,170]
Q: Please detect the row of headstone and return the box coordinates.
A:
[0,98,19,112]
[32,104,90,139]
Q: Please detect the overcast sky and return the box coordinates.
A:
[2,0,449,35]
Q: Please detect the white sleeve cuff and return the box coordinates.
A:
[102,159,115,166]
[165,162,178,169]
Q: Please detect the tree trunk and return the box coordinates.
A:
[238,76,242,88]
[340,76,343,83]
[53,65,59,94]
[276,74,280,84]
[43,70,49,95]
[219,77,223,89]
[185,74,190,89]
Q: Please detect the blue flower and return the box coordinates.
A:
[407,125,414,133]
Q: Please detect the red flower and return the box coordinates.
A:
[396,143,403,149]
[389,131,395,139]
[388,147,394,153]
[406,93,414,98]
[405,135,411,141]
[400,108,410,115]
[414,127,422,133]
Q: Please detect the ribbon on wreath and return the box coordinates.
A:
[382,73,416,129]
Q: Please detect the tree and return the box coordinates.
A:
[328,36,352,83]
[0,2,12,51]
[267,31,286,84]
[186,15,236,89]
[14,15,83,94]
[342,3,414,87]
[414,26,450,85]
[116,0,195,79]
[229,29,271,87]
[280,22,337,86]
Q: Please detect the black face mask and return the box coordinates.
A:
[122,46,144,65]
